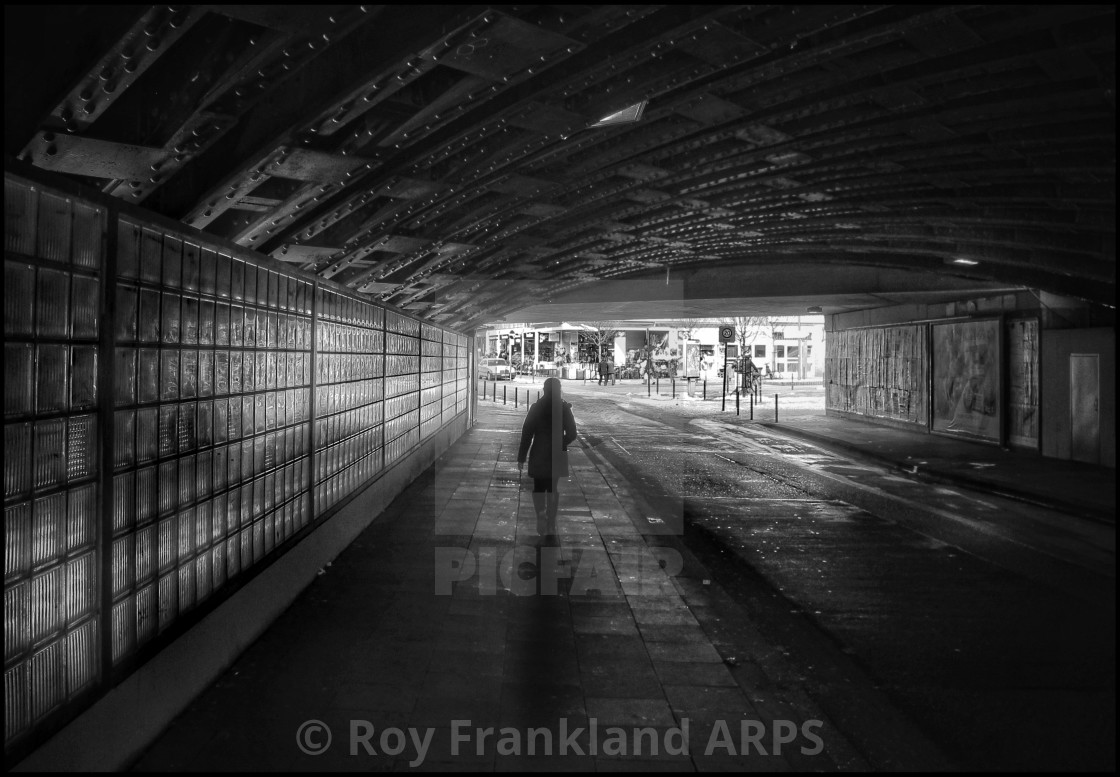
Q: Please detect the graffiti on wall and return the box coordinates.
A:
[932,319,1001,441]
[825,326,927,425]
[1006,319,1039,448]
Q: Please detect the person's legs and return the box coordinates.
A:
[532,479,549,537]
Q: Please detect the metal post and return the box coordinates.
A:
[537,390,540,402]
[775,393,779,422]
[647,375,651,397]
[736,388,739,416]
[703,379,707,400]
[503,384,507,404]
[749,391,754,420]
[656,375,660,395]
[671,377,675,399]
[515,388,518,408]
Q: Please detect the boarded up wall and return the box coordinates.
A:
[825,325,927,427]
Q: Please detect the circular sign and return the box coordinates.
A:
[719,326,735,342]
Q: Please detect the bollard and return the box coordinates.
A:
[736,389,739,416]
[537,390,540,402]
[703,379,707,400]
[647,376,651,397]
[749,391,754,420]
[671,377,675,399]
[503,385,507,404]
[774,393,779,422]
[515,388,518,408]
[656,376,660,396]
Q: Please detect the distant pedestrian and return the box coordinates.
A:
[598,355,609,385]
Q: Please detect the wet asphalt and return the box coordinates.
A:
[554,381,1116,772]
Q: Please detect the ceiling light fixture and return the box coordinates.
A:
[590,99,648,128]
[806,306,823,314]
[949,257,979,266]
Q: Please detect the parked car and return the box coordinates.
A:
[478,358,514,380]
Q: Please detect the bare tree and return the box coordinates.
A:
[674,317,706,343]
[720,316,771,356]
[584,321,622,361]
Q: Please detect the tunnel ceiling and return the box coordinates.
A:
[6,4,1115,329]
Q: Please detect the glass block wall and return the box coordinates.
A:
[3,171,471,757]
[4,179,103,752]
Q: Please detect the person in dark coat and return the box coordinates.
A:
[517,377,578,543]
[598,355,609,385]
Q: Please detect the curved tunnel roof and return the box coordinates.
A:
[5,4,1115,328]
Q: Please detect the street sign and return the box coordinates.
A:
[719,325,735,343]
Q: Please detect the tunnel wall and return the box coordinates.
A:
[826,294,1115,465]
[3,169,471,763]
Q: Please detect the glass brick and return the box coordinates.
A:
[157,572,177,632]
[160,350,179,402]
[176,407,196,454]
[199,248,216,296]
[214,399,229,445]
[135,407,158,464]
[182,296,199,345]
[70,346,97,410]
[33,419,65,490]
[5,343,34,417]
[197,401,213,448]
[162,235,182,288]
[158,405,177,457]
[136,466,157,526]
[182,242,200,291]
[36,191,72,263]
[112,471,135,534]
[138,288,160,343]
[229,351,242,394]
[139,228,162,284]
[135,583,156,647]
[231,259,244,302]
[115,348,137,407]
[65,552,96,623]
[178,457,195,505]
[135,524,155,584]
[71,202,103,270]
[6,178,38,256]
[28,640,64,720]
[181,350,197,399]
[177,509,195,561]
[71,275,98,339]
[5,501,32,581]
[67,415,96,482]
[36,344,68,414]
[215,302,229,346]
[111,596,135,664]
[198,351,214,399]
[160,292,180,344]
[195,552,211,604]
[30,565,63,643]
[117,220,140,279]
[157,515,177,573]
[199,299,214,346]
[157,460,177,517]
[48,604,88,691]
[5,261,35,336]
[66,483,95,553]
[216,254,231,300]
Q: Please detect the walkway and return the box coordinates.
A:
[131,402,946,771]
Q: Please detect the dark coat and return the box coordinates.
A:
[518,394,578,479]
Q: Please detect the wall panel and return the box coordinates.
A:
[825,325,928,427]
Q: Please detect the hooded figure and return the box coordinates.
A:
[517,377,578,541]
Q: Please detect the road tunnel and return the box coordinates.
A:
[4,4,1115,770]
